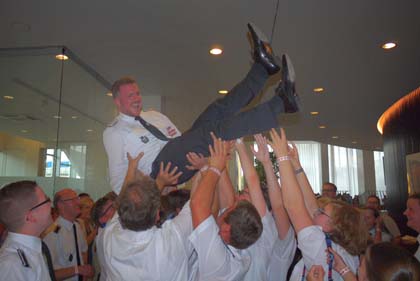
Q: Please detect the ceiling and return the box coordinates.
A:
[1,0,420,150]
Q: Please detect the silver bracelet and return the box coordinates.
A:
[277,155,291,162]
[294,167,304,174]
[208,166,221,176]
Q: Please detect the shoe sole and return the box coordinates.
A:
[248,22,269,43]
[283,54,296,83]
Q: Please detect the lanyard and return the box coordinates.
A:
[301,234,334,281]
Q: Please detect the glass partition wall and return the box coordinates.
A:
[0,46,115,199]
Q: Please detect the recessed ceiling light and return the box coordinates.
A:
[310,111,319,115]
[3,95,14,100]
[381,42,397,50]
[209,48,223,55]
[53,115,62,119]
[218,90,229,95]
[313,87,324,93]
[21,130,28,133]
[86,129,93,132]
[319,125,326,129]
[106,92,113,97]
[332,136,339,139]
[71,116,78,119]
[55,54,69,61]
[352,141,357,144]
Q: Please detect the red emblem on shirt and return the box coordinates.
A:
[167,126,177,137]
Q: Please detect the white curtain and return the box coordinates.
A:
[294,142,322,194]
[328,145,360,196]
[374,151,386,197]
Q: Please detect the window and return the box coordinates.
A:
[252,141,322,193]
[328,145,362,196]
[374,151,386,197]
[44,145,86,178]
[294,142,322,194]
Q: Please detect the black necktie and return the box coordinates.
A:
[135,116,169,141]
[42,241,57,281]
[72,224,83,281]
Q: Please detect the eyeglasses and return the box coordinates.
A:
[29,197,51,211]
[314,208,332,219]
[60,196,80,203]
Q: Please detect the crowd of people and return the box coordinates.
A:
[1,23,420,281]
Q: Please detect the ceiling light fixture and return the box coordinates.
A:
[218,90,229,95]
[310,111,319,115]
[313,87,324,93]
[381,42,397,50]
[53,115,62,119]
[106,92,113,97]
[55,54,69,61]
[352,141,357,144]
[332,136,339,139]
[21,130,28,133]
[3,95,14,100]
[319,125,326,129]
[71,116,78,119]
[209,48,223,55]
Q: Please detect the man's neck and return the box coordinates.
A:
[60,214,76,223]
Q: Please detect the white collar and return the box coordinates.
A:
[57,216,76,231]
[7,232,42,253]
[118,112,144,123]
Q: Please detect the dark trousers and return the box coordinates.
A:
[150,63,285,184]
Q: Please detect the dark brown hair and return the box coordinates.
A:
[365,242,420,281]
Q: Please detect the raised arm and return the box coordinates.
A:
[288,143,319,218]
[252,134,290,239]
[120,152,144,196]
[190,133,229,229]
[269,128,313,233]
[235,138,266,217]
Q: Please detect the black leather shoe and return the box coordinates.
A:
[247,23,280,75]
[276,54,300,113]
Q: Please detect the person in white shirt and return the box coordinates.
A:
[43,189,94,281]
[0,180,53,281]
[269,128,370,281]
[234,136,280,281]
[103,23,300,195]
[366,194,401,242]
[97,152,194,281]
[251,134,297,281]
[188,134,263,281]
[404,193,420,262]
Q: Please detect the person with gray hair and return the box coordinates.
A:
[43,188,94,281]
[0,180,53,281]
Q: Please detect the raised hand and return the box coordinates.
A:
[156,162,183,191]
[306,265,325,281]
[208,132,229,172]
[268,128,289,158]
[185,152,208,171]
[127,151,144,169]
[251,134,270,164]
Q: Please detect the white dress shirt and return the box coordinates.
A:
[103,111,181,194]
[188,215,251,281]
[243,211,278,281]
[0,232,51,281]
[267,226,297,281]
[43,216,87,281]
[289,225,359,281]
[97,201,192,281]
[415,235,420,262]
